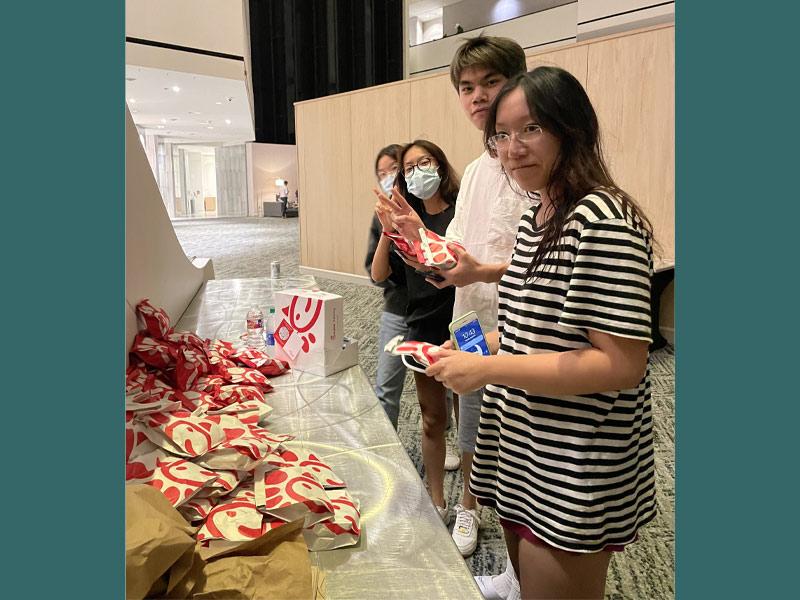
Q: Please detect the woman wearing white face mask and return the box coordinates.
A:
[365,144,409,429]
[372,139,460,521]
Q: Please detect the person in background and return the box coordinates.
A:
[384,35,529,564]
[365,144,408,429]
[279,180,290,218]
[427,67,657,600]
[372,140,460,522]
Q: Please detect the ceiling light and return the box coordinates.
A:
[207,126,214,130]
[215,101,222,105]
[157,125,165,129]
[160,118,167,123]
[189,111,201,115]
[172,86,181,92]
[225,119,231,125]
[128,98,136,103]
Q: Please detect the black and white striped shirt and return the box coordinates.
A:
[469,191,656,552]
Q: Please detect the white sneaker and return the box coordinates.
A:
[444,447,461,471]
[435,504,450,524]
[451,504,480,556]
[475,568,519,600]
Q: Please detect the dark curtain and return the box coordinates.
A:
[248,0,404,144]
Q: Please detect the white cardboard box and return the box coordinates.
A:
[273,289,358,376]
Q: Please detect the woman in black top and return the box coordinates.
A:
[371,139,459,520]
[364,144,408,430]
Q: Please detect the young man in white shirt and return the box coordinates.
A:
[386,36,527,598]
[387,36,530,600]
[442,39,529,597]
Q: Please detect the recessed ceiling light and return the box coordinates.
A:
[188,111,201,115]
[207,126,214,130]
[160,118,167,123]
[225,119,231,125]
[157,125,165,129]
[172,86,181,92]
[215,101,222,105]
[128,98,136,103]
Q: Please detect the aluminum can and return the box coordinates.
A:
[270,261,281,279]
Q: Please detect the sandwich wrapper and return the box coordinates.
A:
[126,447,219,507]
[255,464,335,526]
[273,288,358,376]
[133,333,176,369]
[303,488,362,552]
[216,384,266,406]
[136,410,231,458]
[197,487,267,543]
[231,346,291,377]
[127,300,358,581]
[193,427,277,472]
[267,447,347,489]
[382,228,466,270]
[175,346,212,390]
[384,335,443,371]
[137,298,172,339]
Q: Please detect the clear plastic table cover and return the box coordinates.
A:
[176,278,482,599]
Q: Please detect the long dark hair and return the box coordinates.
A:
[484,67,655,280]
[395,139,460,211]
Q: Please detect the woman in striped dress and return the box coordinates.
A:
[427,67,656,600]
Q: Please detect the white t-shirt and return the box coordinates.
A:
[446,151,531,331]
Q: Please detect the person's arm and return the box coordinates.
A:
[364,215,390,287]
[426,330,648,396]
[425,246,508,288]
[371,193,398,283]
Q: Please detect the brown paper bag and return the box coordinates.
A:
[125,484,198,600]
[194,518,313,599]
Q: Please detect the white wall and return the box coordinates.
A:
[442,0,571,34]
[126,0,245,57]
[408,2,578,76]
[126,0,247,81]
[406,0,674,77]
[577,0,674,41]
[126,108,214,356]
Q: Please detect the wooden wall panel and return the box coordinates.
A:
[586,26,674,261]
[295,95,354,273]
[349,84,412,276]
[408,74,484,178]
[526,44,589,88]
[295,24,674,275]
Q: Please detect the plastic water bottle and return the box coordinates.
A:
[246,306,264,348]
[265,307,276,354]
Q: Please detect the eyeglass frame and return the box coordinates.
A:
[487,123,544,151]
[402,155,438,177]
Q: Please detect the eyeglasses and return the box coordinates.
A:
[376,166,398,179]
[402,156,437,177]
[487,124,544,151]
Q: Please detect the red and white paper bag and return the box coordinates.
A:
[254,465,334,526]
[303,489,361,551]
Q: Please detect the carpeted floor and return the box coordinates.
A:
[173,216,675,600]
